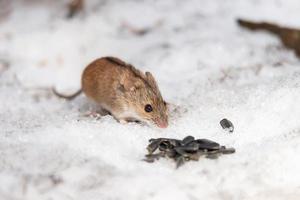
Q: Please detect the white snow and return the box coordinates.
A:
[1,0,300,199]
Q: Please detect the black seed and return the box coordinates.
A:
[181,136,195,145]
[176,156,185,168]
[196,139,220,150]
[189,151,205,161]
[206,154,219,159]
[166,149,177,158]
[147,140,161,154]
[174,147,188,156]
[158,141,173,151]
[182,142,200,152]
[220,147,236,154]
[220,118,234,133]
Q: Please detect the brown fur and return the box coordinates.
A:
[81,57,168,127]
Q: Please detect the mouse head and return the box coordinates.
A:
[122,71,168,128]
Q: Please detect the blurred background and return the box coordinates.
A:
[2,0,300,97]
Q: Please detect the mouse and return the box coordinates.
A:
[53,56,169,128]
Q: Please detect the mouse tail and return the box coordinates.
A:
[237,18,281,35]
[52,87,82,100]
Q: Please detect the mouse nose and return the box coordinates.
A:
[155,119,168,128]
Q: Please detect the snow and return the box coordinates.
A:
[1,0,300,199]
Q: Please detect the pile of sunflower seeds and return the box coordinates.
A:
[144,136,235,168]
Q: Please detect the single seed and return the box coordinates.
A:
[220,118,234,133]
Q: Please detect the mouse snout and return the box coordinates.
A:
[154,118,168,128]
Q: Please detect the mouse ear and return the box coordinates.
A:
[145,72,159,90]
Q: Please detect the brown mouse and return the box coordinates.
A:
[53,57,168,128]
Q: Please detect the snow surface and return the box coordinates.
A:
[1,0,300,199]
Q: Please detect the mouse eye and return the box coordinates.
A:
[144,104,153,112]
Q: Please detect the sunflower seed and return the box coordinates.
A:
[220,118,234,133]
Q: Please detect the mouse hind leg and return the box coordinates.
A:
[83,104,112,118]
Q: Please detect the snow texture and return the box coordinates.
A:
[1,0,300,199]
